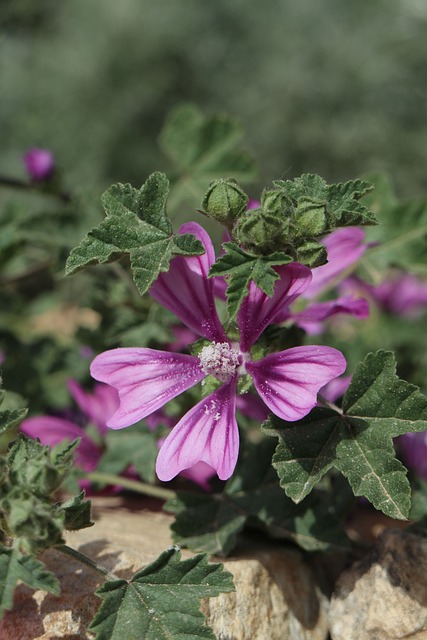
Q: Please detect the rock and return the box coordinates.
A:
[329,528,427,640]
[0,496,330,640]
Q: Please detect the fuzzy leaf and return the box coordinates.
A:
[159,104,257,210]
[66,173,204,295]
[274,174,377,229]
[209,242,291,319]
[0,386,27,434]
[54,491,94,531]
[89,547,234,640]
[0,546,60,617]
[0,408,27,434]
[326,179,377,226]
[266,351,427,520]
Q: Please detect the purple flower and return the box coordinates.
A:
[23,148,55,182]
[306,227,368,299]
[20,381,119,473]
[268,227,370,333]
[342,272,427,318]
[91,223,346,482]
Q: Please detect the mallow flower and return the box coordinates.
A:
[23,148,55,182]
[91,222,346,482]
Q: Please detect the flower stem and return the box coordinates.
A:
[317,394,343,414]
[85,471,176,501]
[57,544,121,581]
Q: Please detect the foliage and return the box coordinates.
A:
[89,547,234,640]
[3,99,427,638]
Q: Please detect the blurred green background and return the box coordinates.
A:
[2,0,427,200]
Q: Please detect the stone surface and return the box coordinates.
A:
[329,528,427,640]
[0,496,330,640]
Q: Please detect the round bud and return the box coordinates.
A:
[201,178,248,225]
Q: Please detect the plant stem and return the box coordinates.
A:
[86,471,176,501]
[57,544,121,581]
[317,394,343,414]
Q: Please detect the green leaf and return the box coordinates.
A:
[209,242,291,319]
[0,408,28,435]
[166,441,350,555]
[0,384,27,434]
[274,174,377,229]
[159,104,257,211]
[54,491,94,531]
[89,547,234,640]
[265,351,427,520]
[326,179,377,226]
[0,545,60,617]
[66,173,204,295]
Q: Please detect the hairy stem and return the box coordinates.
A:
[57,544,121,581]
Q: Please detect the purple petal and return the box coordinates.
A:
[319,375,352,403]
[343,272,427,318]
[149,222,227,342]
[68,380,120,435]
[90,348,205,429]
[292,296,370,334]
[237,263,312,351]
[246,346,347,421]
[20,416,100,471]
[156,379,239,481]
[180,462,216,491]
[306,227,367,299]
[397,432,427,480]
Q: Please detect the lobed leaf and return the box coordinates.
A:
[0,546,60,617]
[66,173,204,295]
[89,547,234,640]
[166,441,350,555]
[266,351,427,520]
[209,242,291,319]
[159,104,257,210]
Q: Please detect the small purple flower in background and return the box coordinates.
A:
[397,432,427,480]
[20,380,119,474]
[91,222,346,482]
[23,148,55,182]
[305,227,368,299]
[268,227,370,334]
[342,272,427,318]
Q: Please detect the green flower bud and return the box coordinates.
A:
[261,188,292,214]
[295,239,327,268]
[234,209,292,255]
[201,178,248,225]
[294,197,327,237]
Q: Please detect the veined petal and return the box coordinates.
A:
[306,227,367,299]
[20,416,100,472]
[156,379,239,481]
[246,346,346,421]
[149,222,226,342]
[90,348,205,429]
[237,263,312,351]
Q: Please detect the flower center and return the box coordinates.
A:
[198,342,241,382]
